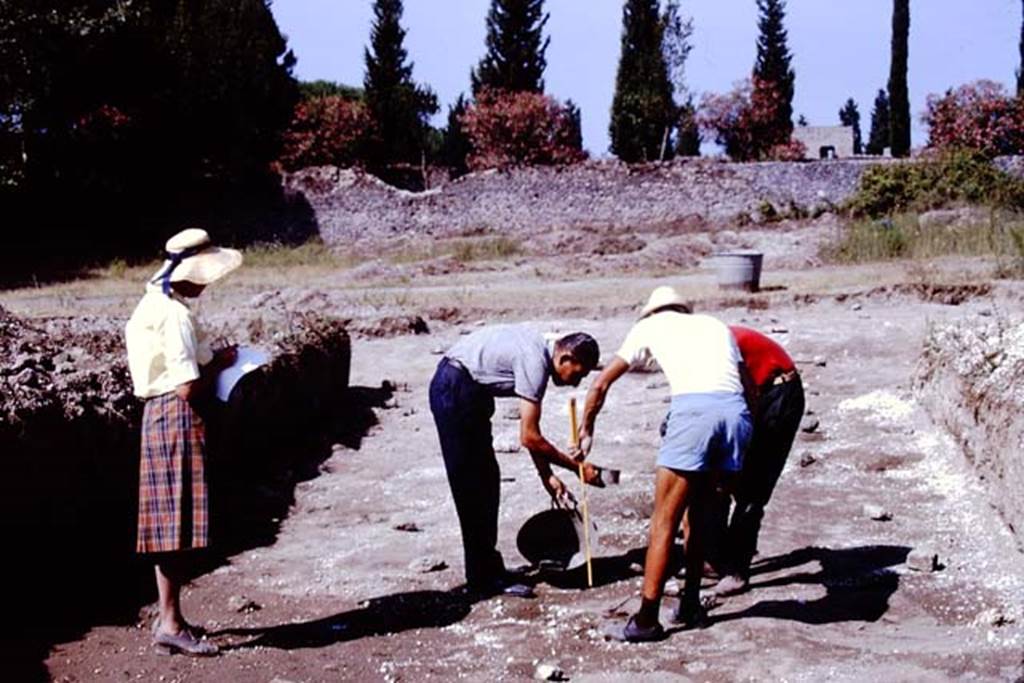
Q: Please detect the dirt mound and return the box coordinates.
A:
[915,315,1024,539]
[2,307,353,678]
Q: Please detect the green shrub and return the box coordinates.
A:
[846,149,1024,218]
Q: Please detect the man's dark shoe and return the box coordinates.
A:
[466,576,536,599]
[669,600,710,630]
[605,615,667,643]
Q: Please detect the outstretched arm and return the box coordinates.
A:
[578,356,630,454]
[520,399,601,500]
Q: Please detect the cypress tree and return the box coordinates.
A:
[472,0,549,94]
[888,0,910,157]
[442,94,472,177]
[1018,0,1024,96]
[565,99,583,152]
[838,98,863,154]
[753,0,795,142]
[364,0,438,167]
[866,88,890,155]
[609,0,675,162]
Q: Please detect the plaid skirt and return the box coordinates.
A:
[137,392,209,553]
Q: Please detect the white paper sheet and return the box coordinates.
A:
[215,346,270,402]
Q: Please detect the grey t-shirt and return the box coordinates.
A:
[446,324,553,402]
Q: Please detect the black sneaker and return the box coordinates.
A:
[669,600,709,629]
[605,615,667,643]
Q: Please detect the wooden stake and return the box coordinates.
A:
[569,397,594,588]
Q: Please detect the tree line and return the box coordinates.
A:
[1,0,1020,258]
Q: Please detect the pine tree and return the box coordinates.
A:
[472,0,549,94]
[752,0,795,143]
[609,0,675,162]
[866,88,891,155]
[364,0,438,167]
[442,94,472,177]
[838,98,863,154]
[888,0,910,157]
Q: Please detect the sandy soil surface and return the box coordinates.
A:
[6,255,1024,682]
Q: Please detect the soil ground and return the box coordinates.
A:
[4,249,1024,682]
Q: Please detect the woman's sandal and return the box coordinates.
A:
[153,627,219,656]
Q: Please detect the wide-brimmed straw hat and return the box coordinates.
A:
[150,228,242,293]
[639,286,690,318]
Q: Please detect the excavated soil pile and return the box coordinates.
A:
[1,304,351,662]
[916,314,1024,539]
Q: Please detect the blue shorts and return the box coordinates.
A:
[658,393,752,473]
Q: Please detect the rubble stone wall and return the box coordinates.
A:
[287,159,884,245]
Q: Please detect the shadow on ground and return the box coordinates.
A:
[714,544,910,625]
[215,590,473,651]
[4,382,390,683]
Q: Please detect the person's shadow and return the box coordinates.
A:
[211,589,473,650]
[712,544,911,625]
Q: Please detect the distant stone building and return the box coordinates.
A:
[792,125,855,160]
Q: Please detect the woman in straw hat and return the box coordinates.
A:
[125,228,242,656]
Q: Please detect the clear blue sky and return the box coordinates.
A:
[271,1,1021,157]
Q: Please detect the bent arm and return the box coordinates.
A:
[175,347,236,402]
[581,356,630,438]
[519,399,581,473]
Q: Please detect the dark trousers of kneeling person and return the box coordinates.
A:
[429,357,507,590]
[720,372,805,579]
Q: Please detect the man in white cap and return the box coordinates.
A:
[125,228,242,656]
[578,286,752,642]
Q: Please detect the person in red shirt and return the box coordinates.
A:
[711,325,805,596]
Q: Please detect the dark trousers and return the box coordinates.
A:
[429,358,504,587]
[717,377,805,577]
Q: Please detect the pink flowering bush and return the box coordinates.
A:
[280,96,373,171]
[461,89,586,170]
[924,80,1024,157]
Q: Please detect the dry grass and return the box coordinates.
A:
[825,210,1024,266]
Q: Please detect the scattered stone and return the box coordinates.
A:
[494,437,520,453]
[383,397,399,409]
[800,417,820,433]
[401,408,417,417]
[503,406,521,420]
[812,355,828,367]
[799,452,817,468]
[906,549,941,572]
[629,562,644,575]
[664,579,681,597]
[863,504,892,521]
[975,607,1015,627]
[805,408,816,416]
[534,663,568,681]
[770,327,789,334]
[430,345,445,355]
[393,522,421,532]
[227,595,262,613]
[408,557,448,573]
[851,302,863,311]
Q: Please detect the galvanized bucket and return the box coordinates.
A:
[713,250,764,292]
